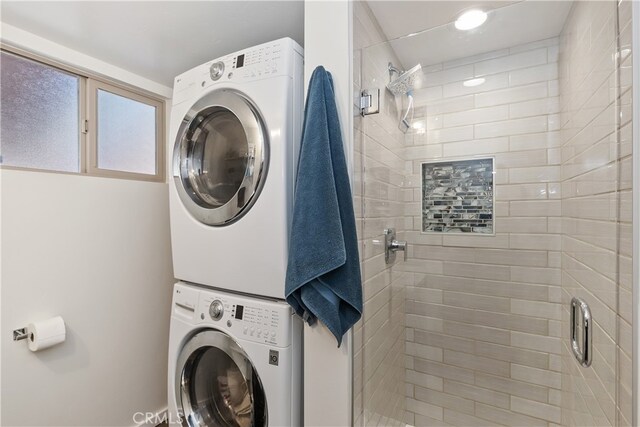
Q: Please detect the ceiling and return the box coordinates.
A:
[0,1,304,88]
[368,1,573,69]
[0,1,573,88]
[368,0,520,40]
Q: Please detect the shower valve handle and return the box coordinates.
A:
[384,228,408,264]
[390,239,408,261]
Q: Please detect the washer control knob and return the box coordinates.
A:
[209,300,224,320]
[210,61,225,81]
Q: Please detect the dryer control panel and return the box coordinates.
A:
[172,282,294,348]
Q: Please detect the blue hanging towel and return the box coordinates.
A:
[285,66,363,347]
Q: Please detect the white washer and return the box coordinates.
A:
[168,282,302,426]
[169,38,304,299]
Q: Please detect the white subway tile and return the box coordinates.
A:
[509,200,561,216]
[509,63,559,86]
[474,48,548,76]
[422,64,474,88]
[475,82,548,107]
[496,149,549,168]
[509,97,560,119]
[475,116,547,138]
[495,217,547,233]
[406,341,444,362]
[442,137,509,157]
[443,105,509,127]
[511,331,561,354]
[508,166,561,183]
[413,86,443,105]
[509,37,558,54]
[510,233,561,250]
[511,396,561,423]
[510,298,562,320]
[443,73,509,98]
[426,126,474,144]
[510,131,561,150]
[406,398,443,421]
[475,373,549,404]
[425,95,475,115]
[475,402,548,427]
[406,369,444,392]
[496,183,548,201]
[443,48,509,69]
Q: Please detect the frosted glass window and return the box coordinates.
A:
[97,89,157,175]
[0,51,80,172]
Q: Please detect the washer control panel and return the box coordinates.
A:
[172,38,302,105]
[179,284,293,348]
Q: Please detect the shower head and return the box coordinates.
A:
[386,63,423,95]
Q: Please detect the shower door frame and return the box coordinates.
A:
[631,1,639,425]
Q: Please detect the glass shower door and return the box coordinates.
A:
[352,1,633,426]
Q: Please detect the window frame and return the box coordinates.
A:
[0,44,166,182]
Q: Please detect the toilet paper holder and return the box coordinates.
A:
[13,327,29,341]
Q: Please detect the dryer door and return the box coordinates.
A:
[173,89,268,226]
[176,330,268,427]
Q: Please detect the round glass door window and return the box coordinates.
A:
[173,90,268,226]
[177,330,267,427]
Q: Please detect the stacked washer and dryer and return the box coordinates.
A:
[167,38,304,427]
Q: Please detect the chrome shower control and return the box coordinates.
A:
[210,61,225,81]
[384,228,408,264]
[209,300,224,320]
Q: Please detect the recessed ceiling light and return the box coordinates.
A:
[463,77,486,87]
[455,10,488,31]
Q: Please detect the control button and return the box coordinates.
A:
[210,61,225,81]
[249,327,255,336]
[243,326,248,335]
[270,331,276,338]
[209,300,224,321]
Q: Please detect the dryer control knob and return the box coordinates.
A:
[210,61,225,81]
[209,300,224,320]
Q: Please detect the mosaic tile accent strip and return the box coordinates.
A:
[421,158,494,233]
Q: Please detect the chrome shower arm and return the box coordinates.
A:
[388,62,404,77]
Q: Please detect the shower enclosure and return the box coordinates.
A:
[352,1,634,426]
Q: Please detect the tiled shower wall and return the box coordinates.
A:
[400,39,565,425]
[559,1,633,425]
[352,2,407,426]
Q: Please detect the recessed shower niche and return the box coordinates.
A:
[421,157,494,234]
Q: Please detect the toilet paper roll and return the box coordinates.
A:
[27,316,66,352]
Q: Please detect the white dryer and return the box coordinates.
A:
[169,38,303,299]
[168,282,302,426]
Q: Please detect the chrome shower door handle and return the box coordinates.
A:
[570,297,592,368]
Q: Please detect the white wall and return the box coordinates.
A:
[303,1,353,426]
[0,24,174,426]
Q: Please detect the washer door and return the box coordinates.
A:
[173,90,268,226]
[176,330,268,427]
